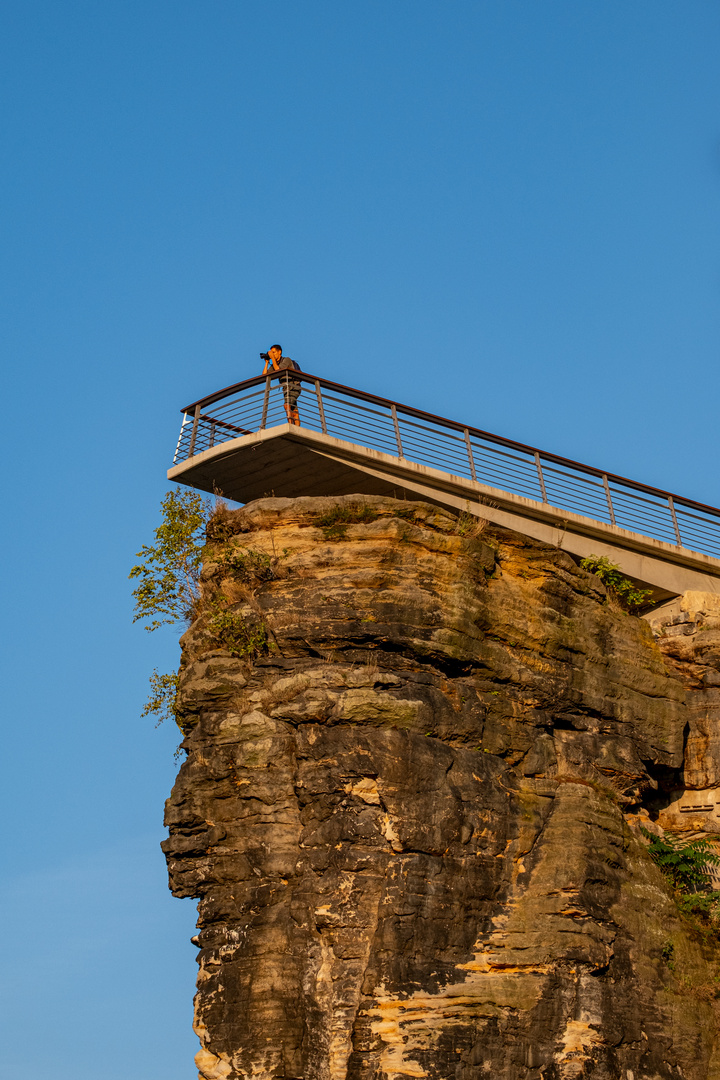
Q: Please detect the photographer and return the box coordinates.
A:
[260,344,302,426]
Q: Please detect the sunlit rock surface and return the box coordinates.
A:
[163,496,720,1080]
[648,593,720,842]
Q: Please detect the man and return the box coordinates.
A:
[261,344,302,426]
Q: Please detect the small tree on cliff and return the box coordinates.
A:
[129,489,211,632]
[129,488,212,728]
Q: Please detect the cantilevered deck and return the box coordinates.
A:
[169,371,720,600]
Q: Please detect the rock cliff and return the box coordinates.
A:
[162,495,720,1080]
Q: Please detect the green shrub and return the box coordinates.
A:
[315,503,378,540]
[218,547,276,583]
[642,827,720,892]
[676,891,720,925]
[206,602,269,659]
[580,555,653,611]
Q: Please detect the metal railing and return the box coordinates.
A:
[173,371,720,559]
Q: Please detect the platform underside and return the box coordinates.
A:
[170,430,424,503]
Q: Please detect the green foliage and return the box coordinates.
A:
[315,503,378,540]
[141,668,181,728]
[580,555,653,611]
[218,547,276,584]
[676,891,720,925]
[129,489,211,631]
[131,492,273,738]
[206,602,270,658]
[642,827,720,892]
[661,940,675,967]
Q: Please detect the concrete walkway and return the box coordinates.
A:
[169,424,720,602]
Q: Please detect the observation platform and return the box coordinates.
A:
[168,371,720,603]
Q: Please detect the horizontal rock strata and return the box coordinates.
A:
[163,495,720,1080]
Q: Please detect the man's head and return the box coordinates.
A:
[268,345,282,361]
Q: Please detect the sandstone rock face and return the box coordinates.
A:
[647,593,720,843]
[163,496,720,1080]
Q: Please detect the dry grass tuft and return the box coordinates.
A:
[454,510,488,538]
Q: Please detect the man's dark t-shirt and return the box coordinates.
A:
[277,355,302,402]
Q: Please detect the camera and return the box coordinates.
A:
[260,352,269,362]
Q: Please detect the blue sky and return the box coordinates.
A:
[2,2,719,1076]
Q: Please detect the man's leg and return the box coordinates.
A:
[283,390,293,422]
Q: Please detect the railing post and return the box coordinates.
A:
[260,375,271,430]
[188,403,201,457]
[209,421,216,449]
[390,404,403,457]
[315,380,328,435]
[668,496,682,546]
[464,429,477,481]
[534,452,548,503]
[602,474,616,525]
